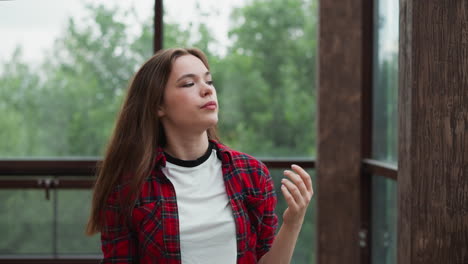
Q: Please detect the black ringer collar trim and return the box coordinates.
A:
[164,141,214,168]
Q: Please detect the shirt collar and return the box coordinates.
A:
[153,139,233,169]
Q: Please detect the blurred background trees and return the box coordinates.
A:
[0,0,317,157]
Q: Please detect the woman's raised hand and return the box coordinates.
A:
[280,164,314,228]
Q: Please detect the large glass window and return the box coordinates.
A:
[1,0,318,261]
[164,0,318,158]
[0,0,153,258]
[371,0,398,263]
[0,0,153,158]
[372,0,399,164]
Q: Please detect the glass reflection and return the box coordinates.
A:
[372,0,399,164]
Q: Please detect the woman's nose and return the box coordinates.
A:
[201,82,214,97]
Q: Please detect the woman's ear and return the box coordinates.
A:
[157,106,165,118]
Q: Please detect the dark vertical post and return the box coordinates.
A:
[317,0,373,263]
[153,0,163,53]
[398,0,468,263]
[361,0,374,263]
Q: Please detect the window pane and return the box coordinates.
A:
[371,175,397,264]
[0,185,101,257]
[270,169,316,264]
[164,0,318,157]
[0,0,153,158]
[0,189,53,255]
[372,0,399,163]
[57,189,101,255]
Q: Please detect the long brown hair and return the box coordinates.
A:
[86,48,219,235]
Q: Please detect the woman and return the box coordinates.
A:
[86,48,313,264]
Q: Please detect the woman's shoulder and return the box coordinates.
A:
[213,140,269,175]
[215,142,270,182]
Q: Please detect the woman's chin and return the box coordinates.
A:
[203,114,218,126]
[206,118,218,127]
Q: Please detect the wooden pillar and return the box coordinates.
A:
[317,0,373,263]
[153,0,163,53]
[398,0,468,263]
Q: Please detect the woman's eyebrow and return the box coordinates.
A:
[176,72,211,82]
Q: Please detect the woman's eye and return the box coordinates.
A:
[182,82,194,87]
[206,80,214,86]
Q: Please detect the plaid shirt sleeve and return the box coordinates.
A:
[255,162,279,260]
[100,185,138,264]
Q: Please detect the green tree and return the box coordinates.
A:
[214,0,317,157]
[0,48,41,156]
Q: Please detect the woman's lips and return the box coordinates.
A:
[201,101,217,110]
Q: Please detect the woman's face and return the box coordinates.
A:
[158,54,218,133]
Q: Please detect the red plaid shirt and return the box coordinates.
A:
[100,140,278,263]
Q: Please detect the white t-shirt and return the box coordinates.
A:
[162,145,237,264]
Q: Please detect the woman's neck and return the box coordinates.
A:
[163,131,210,161]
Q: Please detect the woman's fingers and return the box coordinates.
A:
[280,165,314,225]
[281,183,299,211]
[283,169,308,198]
[281,178,304,208]
[291,164,314,201]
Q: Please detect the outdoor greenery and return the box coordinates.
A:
[0,0,317,158]
[0,0,318,263]
[371,0,399,262]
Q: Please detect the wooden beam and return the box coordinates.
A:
[398,0,468,263]
[318,0,373,263]
[0,160,98,176]
[0,160,313,176]
[153,0,163,52]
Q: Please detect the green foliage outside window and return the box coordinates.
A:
[0,0,317,158]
